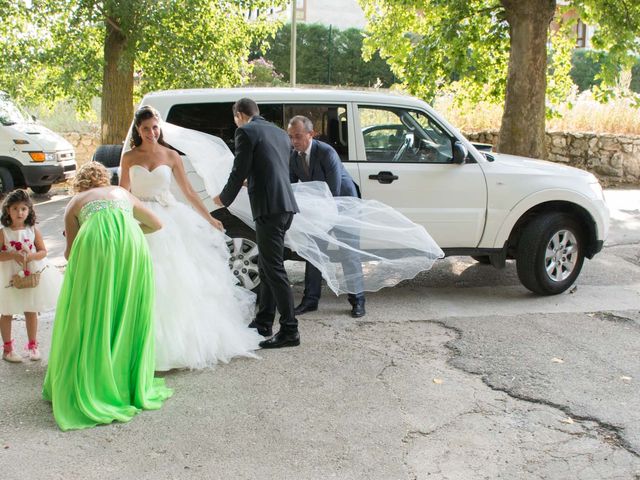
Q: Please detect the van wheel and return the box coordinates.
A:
[31,185,52,194]
[0,167,15,194]
[93,144,123,168]
[516,213,585,295]
[226,233,260,294]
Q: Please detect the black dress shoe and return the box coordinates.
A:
[248,321,272,337]
[351,302,366,318]
[259,329,300,349]
[294,302,318,315]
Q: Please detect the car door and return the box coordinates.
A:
[353,104,487,248]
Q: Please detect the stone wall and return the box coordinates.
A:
[61,130,101,167]
[63,130,640,186]
[464,130,640,186]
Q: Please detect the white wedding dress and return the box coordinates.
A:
[129,164,261,371]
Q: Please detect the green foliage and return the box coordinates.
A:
[0,0,286,112]
[257,23,395,87]
[359,0,510,104]
[570,49,604,91]
[358,0,640,105]
[247,57,284,85]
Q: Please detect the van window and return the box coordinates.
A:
[284,104,349,161]
[359,106,453,163]
[0,95,29,126]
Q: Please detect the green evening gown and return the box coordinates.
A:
[42,198,172,431]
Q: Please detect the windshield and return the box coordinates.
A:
[0,95,30,126]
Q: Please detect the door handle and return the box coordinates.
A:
[369,171,399,184]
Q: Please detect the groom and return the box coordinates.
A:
[214,98,300,349]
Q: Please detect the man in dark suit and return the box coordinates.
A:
[214,98,300,349]
[288,115,366,318]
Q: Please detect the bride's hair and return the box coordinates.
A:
[72,162,111,192]
[130,105,170,148]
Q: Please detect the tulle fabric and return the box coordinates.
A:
[129,165,260,371]
[42,199,172,431]
[161,122,444,295]
[0,226,62,314]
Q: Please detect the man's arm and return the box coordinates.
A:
[320,146,342,196]
[219,128,253,206]
[289,155,299,183]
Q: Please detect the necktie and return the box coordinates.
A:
[300,151,310,178]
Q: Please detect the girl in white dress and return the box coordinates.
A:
[0,189,62,362]
[119,106,261,371]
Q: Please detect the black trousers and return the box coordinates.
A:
[254,213,297,331]
[302,230,365,307]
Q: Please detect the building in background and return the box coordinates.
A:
[248,0,366,30]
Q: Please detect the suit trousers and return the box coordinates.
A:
[302,231,365,307]
[254,213,297,331]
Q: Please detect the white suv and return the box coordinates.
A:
[95,88,609,295]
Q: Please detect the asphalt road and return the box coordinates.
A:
[1,188,638,479]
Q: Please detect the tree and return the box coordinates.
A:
[358,0,640,158]
[256,23,395,87]
[0,0,284,144]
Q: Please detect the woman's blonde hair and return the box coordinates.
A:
[72,162,112,192]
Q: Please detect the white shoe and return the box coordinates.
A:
[27,343,41,361]
[3,350,23,363]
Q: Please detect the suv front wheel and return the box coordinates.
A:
[516,213,585,295]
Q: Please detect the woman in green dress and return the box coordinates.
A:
[43,162,173,431]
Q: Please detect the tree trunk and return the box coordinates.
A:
[101,20,133,145]
[498,0,556,159]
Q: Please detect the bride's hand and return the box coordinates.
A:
[209,217,224,231]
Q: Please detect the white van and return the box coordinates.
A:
[0,92,76,194]
[94,88,609,295]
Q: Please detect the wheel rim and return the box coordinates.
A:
[544,229,579,282]
[227,237,260,290]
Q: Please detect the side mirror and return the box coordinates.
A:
[452,141,468,164]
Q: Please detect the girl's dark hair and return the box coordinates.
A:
[1,189,36,227]
[129,105,170,148]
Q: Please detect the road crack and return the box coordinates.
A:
[424,319,640,459]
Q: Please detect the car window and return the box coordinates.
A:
[284,104,349,161]
[358,106,453,163]
[166,102,237,151]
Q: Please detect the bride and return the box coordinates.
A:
[119,105,261,371]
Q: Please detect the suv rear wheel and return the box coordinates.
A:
[516,213,585,295]
[93,144,123,168]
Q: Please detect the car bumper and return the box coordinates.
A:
[21,164,65,186]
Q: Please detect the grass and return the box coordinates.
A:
[435,90,640,136]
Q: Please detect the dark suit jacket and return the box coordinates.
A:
[220,116,299,220]
[290,139,358,197]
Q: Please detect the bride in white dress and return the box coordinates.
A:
[119,106,261,371]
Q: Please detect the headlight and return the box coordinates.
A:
[28,152,56,162]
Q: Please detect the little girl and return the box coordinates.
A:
[0,189,61,363]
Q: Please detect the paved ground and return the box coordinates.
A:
[0,188,639,479]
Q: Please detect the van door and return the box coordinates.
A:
[353,104,487,248]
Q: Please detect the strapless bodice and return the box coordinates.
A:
[129,164,176,205]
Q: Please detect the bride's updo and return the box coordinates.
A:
[130,105,170,148]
